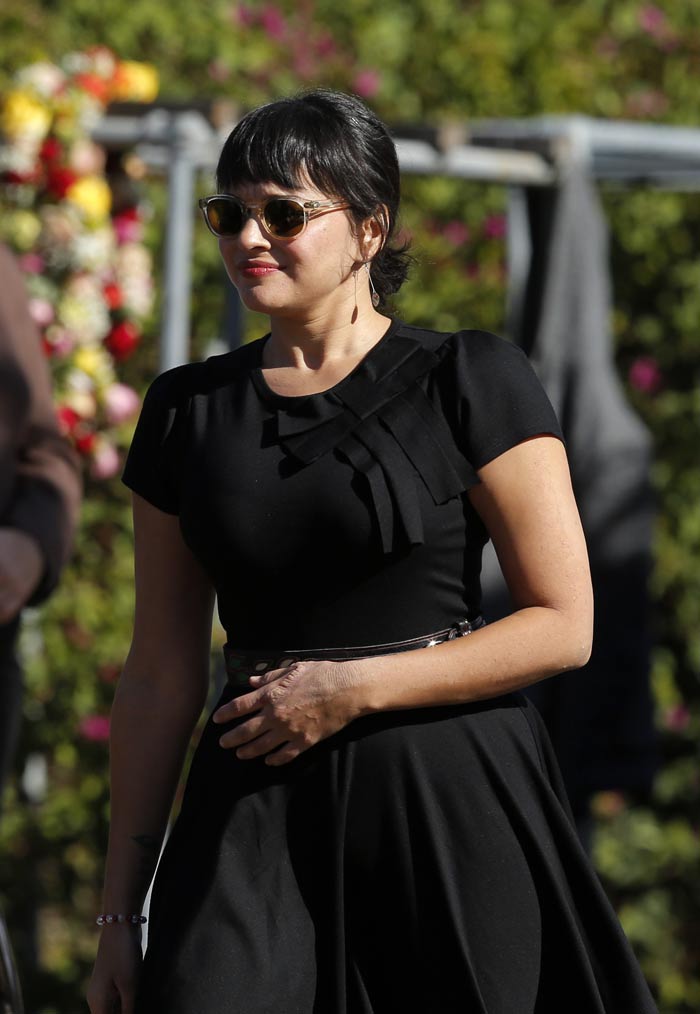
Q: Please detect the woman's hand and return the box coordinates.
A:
[87,926,143,1014]
[213,659,367,765]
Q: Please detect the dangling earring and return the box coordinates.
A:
[352,268,359,323]
[365,262,380,308]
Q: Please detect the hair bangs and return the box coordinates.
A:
[216,101,349,199]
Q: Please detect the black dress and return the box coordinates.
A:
[123,320,657,1013]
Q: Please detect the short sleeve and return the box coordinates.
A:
[445,330,564,470]
[122,369,187,514]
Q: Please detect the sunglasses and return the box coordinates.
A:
[198,194,349,239]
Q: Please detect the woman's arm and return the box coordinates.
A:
[214,436,593,765]
[88,494,215,1013]
[355,434,593,711]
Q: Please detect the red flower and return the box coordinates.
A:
[74,72,110,103]
[46,165,79,199]
[74,425,97,455]
[4,168,41,185]
[104,320,140,360]
[103,282,124,310]
[56,405,81,434]
[40,137,63,163]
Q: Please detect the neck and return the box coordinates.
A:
[265,300,391,370]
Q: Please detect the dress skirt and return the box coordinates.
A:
[135,684,657,1014]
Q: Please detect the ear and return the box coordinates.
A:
[358,205,388,262]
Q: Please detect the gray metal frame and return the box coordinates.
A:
[92,111,700,370]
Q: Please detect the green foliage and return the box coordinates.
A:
[1,3,700,1012]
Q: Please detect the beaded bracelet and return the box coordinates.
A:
[96,913,147,926]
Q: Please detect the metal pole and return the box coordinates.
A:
[505,186,532,343]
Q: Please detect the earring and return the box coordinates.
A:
[365,262,380,308]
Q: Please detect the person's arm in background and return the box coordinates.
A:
[0,244,82,622]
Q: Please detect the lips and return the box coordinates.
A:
[237,261,280,277]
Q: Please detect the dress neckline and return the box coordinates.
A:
[250,317,403,406]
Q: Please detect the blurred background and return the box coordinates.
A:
[0,2,698,1011]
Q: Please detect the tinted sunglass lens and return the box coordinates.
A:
[208,199,244,236]
[265,199,306,237]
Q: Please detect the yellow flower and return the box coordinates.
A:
[111,61,159,103]
[66,176,112,223]
[1,89,52,141]
[72,345,114,387]
[2,210,42,252]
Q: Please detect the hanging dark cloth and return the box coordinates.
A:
[481,166,658,818]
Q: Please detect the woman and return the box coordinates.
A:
[88,90,657,1013]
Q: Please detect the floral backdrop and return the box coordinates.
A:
[0,47,157,479]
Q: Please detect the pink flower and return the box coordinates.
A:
[90,440,121,480]
[28,297,55,327]
[483,214,506,240]
[235,3,257,27]
[44,325,75,357]
[260,5,287,40]
[663,705,690,733]
[103,382,141,425]
[628,356,663,393]
[78,714,111,742]
[19,252,45,274]
[293,50,316,80]
[352,69,381,99]
[113,212,143,245]
[315,32,338,60]
[639,5,667,36]
[442,220,470,247]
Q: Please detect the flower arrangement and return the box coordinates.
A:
[0,47,158,478]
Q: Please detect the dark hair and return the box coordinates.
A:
[215,89,411,305]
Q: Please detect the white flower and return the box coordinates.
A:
[71,227,115,272]
[58,276,110,345]
[16,62,66,99]
[115,243,154,318]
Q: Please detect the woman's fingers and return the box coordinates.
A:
[213,665,294,723]
[213,688,263,723]
[265,742,304,766]
[218,713,267,749]
[234,730,286,760]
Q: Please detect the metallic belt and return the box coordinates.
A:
[223,617,485,687]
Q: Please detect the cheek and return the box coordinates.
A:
[218,239,237,278]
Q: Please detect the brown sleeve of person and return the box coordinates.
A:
[0,243,82,605]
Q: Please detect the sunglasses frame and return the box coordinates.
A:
[198,194,350,240]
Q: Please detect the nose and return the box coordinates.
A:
[236,211,271,248]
